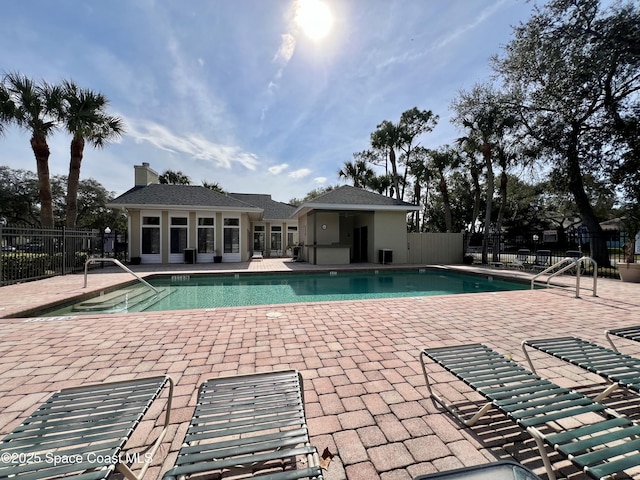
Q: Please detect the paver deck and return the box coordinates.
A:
[0,259,639,480]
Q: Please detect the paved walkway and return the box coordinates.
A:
[0,260,639,479]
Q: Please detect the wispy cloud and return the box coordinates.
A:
[377,0,511,70]
[274,33,296,65]
[126,118,259,170]
[433,0,510,50]
[269,163,289,174]
[313,176,327,184]
[289,168,312,179]
[166,36,228,133]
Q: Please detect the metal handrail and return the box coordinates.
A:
[84,258,160,294]
[531,256,597,298]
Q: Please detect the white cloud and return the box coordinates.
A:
[126,117,259,170]
[313,176,327,184]
[166,36,228,133]
[289,168,312,179]
[268,33,297,95]
[269,163,289,174]
[273,33,296,65]
[433,0,510,50]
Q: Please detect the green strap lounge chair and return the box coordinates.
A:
[0,375,174,480]
[420,343,640,480]
[522,336,640,401]
[162,370,323,480]
[605,325,640,351]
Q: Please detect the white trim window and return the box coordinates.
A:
[141,214,161,263]
[197,217,215,263]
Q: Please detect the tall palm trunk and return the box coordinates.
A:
[389,147,401,200]
[481,143,494,264]
[439,177,453,232]
[66,135,84,227]
[31,133,54,228]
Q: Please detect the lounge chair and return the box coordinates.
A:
[509,249,530,270]
[531,249,552,270]
[605,325,640,351]
[522,336,640,401]
[162,370,323,480]
[0,375,174,480]
[420,343,640,480]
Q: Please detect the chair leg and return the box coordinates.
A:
[117,376,175,480]
[520,341,537,374]
[594,383,621,403]
[527,427,557,480]
[420,351,494,427]
[604,330,619,352]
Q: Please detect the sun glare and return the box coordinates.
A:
[295,0,334,41]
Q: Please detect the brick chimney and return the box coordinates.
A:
[134,162,159,186]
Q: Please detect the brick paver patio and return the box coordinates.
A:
[0,259,639,479]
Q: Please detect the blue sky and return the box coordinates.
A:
[1,0,537,203]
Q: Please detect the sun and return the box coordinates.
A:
[295,0,334,41]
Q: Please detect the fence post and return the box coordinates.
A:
[0,222,3,286]
[62,226,67,276]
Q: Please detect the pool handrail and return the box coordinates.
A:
[531,255,597,298]
[84,257,160,294]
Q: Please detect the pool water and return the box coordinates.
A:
[39,269,528,316]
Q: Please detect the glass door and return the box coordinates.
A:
[169,216,188,263]
[223,217,241,262]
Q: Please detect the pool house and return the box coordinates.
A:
[109,163,420,265]
[108,163,299,264]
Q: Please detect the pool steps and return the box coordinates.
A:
[72,285,170,313]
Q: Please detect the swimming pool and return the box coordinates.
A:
[36,269,529,316]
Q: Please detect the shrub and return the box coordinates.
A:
[1,253,50,282]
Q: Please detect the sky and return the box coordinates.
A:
[0,0,541,204]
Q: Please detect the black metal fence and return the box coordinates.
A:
[466,230,637,279]
[0,226,108,286]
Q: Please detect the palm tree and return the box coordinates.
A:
[337,158,373,188]
[202,180,225,193]
[61,80,124,227]
[0,82,14,135]
[159,170,192,185]
[452,84,517,263]
[3,72,62,228]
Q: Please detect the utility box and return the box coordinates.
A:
[378,249,392,264]
[184,248,197,264]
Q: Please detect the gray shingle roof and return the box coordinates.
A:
[109,184,259,209]
[307,185,417,207]
[229,193,296,220]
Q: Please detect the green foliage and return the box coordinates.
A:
[289,185,338,206]
[0,166,124,230]
[159,170,192,185]
[201,180,226,193]
[1,253,49,282]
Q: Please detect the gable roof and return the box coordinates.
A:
[292,185,419,217]
[108,184,261,211]
[228,193,296,221]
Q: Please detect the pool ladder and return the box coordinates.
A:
[531,256,597,298]
[84,258,160,294]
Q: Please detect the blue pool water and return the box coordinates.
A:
[38,269,528,316]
